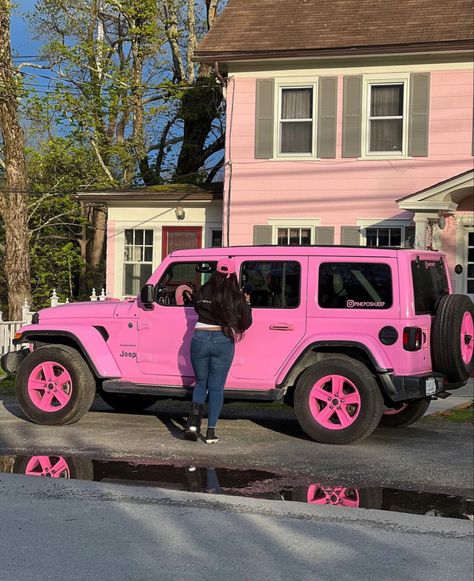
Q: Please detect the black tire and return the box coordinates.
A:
[380,398,431,428]
[16,344,96,425]
[294,355,384,445]
[99,390,160,413]
[13,455,94,480]
[432,294,474,383]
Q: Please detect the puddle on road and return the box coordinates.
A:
[0,453,472,520]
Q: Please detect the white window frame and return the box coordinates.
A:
[123,228,154,296]
[275,82,318,159]
[269,218,321,244]
[357,219,414,248]
[360,74,410,160]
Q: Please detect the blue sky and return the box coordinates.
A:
[11,0,39,56]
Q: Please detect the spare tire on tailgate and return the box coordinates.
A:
[431,294,474,383]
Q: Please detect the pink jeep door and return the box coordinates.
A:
[231,257,307,382]
[137,259,217,385]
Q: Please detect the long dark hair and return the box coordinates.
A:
[196,271,248,341]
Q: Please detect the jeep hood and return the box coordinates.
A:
[37,300,122,321]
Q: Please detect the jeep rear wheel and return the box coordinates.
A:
[16,345,96,425]
[432,294,474,383]
[294,356,383,445]
[99,390,160,413]
[380,398,430,428]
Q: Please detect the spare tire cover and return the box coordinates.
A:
[431,294,474,383]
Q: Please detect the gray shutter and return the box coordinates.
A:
[317,77,338,158]
[342,76,362,158]
[408,73,430,157]
[315,227,335,245]
[255,79,275,159]
[341,226,361,246]
[253,225,273,245]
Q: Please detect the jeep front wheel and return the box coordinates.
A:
[16,345,96,425]
[294,356,383,445]
[380,398,430,428]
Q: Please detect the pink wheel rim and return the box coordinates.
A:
[309,374,361,430]
[27,361,73,412]
[24,456,70,478]
[306,483,360,508]
[383,404,409,415]
[460,312,473,365]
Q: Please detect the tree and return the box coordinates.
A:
[0,0,32,319]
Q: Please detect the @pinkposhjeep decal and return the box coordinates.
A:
[346,300,386,308]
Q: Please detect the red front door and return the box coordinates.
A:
[162,226,202,260]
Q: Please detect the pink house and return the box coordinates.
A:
[195,0,474,299]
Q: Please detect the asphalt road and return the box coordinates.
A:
[0,391,472,495]
[0,473,472,581]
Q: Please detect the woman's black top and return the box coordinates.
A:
[194,284,252,330]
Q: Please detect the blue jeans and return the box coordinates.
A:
[190,330,235,428]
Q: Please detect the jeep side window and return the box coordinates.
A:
[156,262,216,306]
[318,263,392,309]
[240,261,301,308]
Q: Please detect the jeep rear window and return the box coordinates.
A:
[241,261,301,308]
[156,262,216,306]
[411,259,449,315]
[318,263,392,309]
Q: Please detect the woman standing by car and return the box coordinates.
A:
[184,257,252,443]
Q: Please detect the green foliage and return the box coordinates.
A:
[25,137,109,308]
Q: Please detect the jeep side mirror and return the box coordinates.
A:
[140,284,155,309]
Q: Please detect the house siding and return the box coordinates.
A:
[224,63,474,246]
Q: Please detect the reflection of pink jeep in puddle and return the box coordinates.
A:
[3,246,473,444]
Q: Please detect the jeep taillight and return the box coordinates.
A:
[403,327,423,351]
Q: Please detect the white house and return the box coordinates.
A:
[78,184,223,298]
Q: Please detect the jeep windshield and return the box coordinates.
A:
[411,258,449,315]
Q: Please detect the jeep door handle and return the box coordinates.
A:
[269,324,295,331]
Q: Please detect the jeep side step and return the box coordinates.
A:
[101,380,284,402]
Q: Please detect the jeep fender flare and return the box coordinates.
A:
[13,325,121,379]
[276,339,393,389]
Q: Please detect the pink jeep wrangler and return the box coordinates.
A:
[3,246,473,444]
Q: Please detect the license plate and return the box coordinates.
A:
[426,377,437,396]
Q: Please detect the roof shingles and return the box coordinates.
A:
[195,0,473,60]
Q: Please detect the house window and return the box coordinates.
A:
[277,227,311,245]
[366,227,402,247]
[368,83,405,153]
[280,87,313,154]
[123,229,154,295]
[364,225,414,248]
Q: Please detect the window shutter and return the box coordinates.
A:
[315,227,335,245]
[342,76,362,158]
[253,225,273,245]
[340,226,361,246]
[255,79,275,159]
[408,73,430,157]
[317,77,338,158]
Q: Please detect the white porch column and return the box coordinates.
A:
[413,214,429,249]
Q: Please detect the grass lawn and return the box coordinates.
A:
[0,373,15,395]
[428,401,474,423]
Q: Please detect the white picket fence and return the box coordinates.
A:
[0,288,107,357]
